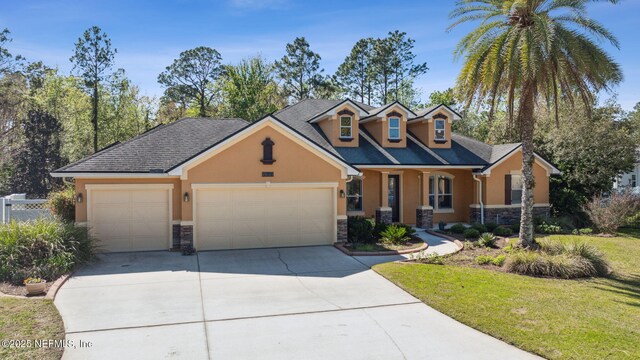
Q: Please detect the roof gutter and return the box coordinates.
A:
[49,172,176,178]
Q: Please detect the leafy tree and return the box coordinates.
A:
[10,110,63,197]
[536,100,636,225]
[450,0,622,248]
[426,88,456,107]
[158,46,223,117]
[275,37,324,101]
[0,28,24,74]
[219,56,286,121]
[336,38,375,105]
[70,26,116,153]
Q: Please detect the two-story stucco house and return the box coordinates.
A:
[51,99,559,252]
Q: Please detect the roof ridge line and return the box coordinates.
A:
[406,133,449,165]
[358,130,400,165]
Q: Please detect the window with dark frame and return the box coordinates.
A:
[434,119,446,141]
[510,174,523,205]
[429,175,453,210]
[339,116,352,138]
[347,178,363,212]
[388,117,400,140]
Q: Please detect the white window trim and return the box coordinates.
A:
[434,119,446,141]
[339,116,353,138]
[346,177,363,212]
[429,173,454,213]
[388,117,401,140]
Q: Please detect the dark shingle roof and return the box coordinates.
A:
[54,99,534,174]
[56,118,249,173]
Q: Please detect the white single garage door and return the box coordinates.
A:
[88,186,172,252]
[195,186,335,250]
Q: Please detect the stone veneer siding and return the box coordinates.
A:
[375,208,393,224]
[416,208,433,229]
[337,218,347,243]
[172,224,181,249]
[180,225,193,250]
[470,206,550,225]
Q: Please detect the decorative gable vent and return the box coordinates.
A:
[261,137,275,164]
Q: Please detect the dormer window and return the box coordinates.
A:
[340,116,352,138]
[388,117,400,140]
[434,118,446,142]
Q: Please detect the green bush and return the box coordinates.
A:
[484,222,498,232]
[509,222,520,233]
[571,228,593,235]
[475,254,506,266]
[493,226,513,237]
[373,221,388,239]
[471,223,487,233]
[347,216,374,244]
[379,224,411,245]
[396,223,416,237]
[450,223,466,234]
[414,252,444,265]
[505,240,610,279]
[492,254,507,266]
[463,228,480,239]
[477,232,496,247]
[537,223,563,234]
[47,187,76,223]
[0,219,95,284]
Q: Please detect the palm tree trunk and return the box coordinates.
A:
[518,82,537,248]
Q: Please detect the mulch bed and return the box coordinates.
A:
[0,281,53,297]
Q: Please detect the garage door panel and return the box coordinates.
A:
[196,186,333,250]
[89,188,170,252]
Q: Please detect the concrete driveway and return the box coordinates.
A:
[55,246,538,360]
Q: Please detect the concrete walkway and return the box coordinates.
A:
[354,228,460,267]
[55,246,538,360]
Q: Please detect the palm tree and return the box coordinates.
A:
[449,0,622,248]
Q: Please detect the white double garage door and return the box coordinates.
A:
[88,184,336,252]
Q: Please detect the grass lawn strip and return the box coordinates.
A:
[374,234,640,360]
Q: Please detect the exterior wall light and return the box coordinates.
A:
[76,193,83,203]
[339,189,346,198]
[183,192,190,202]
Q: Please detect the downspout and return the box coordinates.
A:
[472,174,484,224]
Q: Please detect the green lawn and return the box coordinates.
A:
[0,298,65,360]
[374,234,640,360]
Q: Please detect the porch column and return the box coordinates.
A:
[416,171,433,229]
[376,172,392,224]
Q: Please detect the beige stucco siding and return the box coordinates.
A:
[75,177,182,223]
[361,105,408,148]
[316,104,361,148]
[483,151,550,205]
[407,109,453,149]
[182,125,346,221]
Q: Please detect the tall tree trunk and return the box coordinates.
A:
[518,81,536,248]
[199,89,206,117]
[92,84,99,153]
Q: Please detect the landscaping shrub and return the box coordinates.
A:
[509,222,520,233]
[584,191,640,234]
[411,251,444,264]
[379,224,411,245]
[347,216,374,244]
[475,254,506,266]
[47,187,76,223]
[477,232,496,247]
[463,228,480,239]
[471,223,487,233]
[537,223,563,234]
[0,219,95,284]
[571,228,593,235]
[449,223,466,234]
[484,222,498,232]
[505,240,609,279]
[373,221,389,238]
[396,223,417,237]
[493,226,513,237]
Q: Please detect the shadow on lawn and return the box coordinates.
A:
[592,273,640,308]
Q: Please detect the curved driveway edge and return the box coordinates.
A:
[55,246,539,360]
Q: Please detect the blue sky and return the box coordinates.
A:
[2,0,639,109]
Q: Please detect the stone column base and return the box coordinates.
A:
[416,206,433,229]
[180,225,194,253]
[375,207,393,224]
[172,224,181,249]
[337,217,347,243]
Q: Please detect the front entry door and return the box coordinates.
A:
[388,175,400,222]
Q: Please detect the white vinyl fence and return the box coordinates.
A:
[1,194,51,224]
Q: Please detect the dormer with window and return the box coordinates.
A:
[307,100,368,148]
[360,103,414,148]
[407,104,461,149]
